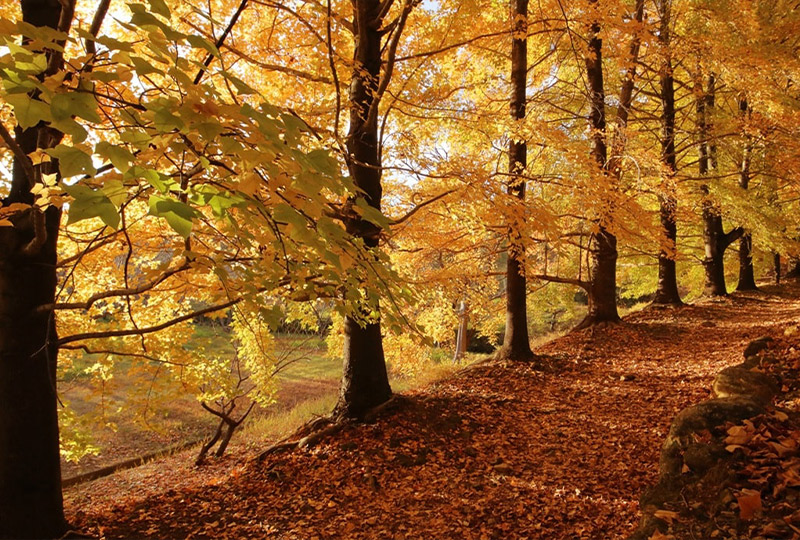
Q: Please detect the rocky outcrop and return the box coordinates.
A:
[629,336,781,540]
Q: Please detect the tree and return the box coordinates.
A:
[735,95,758,291]
[698,74,743,297]
[574,0,644,328]
[0,0,72,536]
[334,0,418,419]
[495,0,536,361]
[651,0,682,306]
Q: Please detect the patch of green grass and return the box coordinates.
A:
[243,392,339,443]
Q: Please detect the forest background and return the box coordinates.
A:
[1,0,800,537]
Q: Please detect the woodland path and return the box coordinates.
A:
[66,283,800,539]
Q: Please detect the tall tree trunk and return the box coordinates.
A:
[0,1,70,537]
[787,258,800,280]
[497,0,535,361]
[774,253,781,284]
[736,96,758,291]
[334,0,403,419]
[698,74,742,296]
[652,0,682,305]
[575,0,639,329]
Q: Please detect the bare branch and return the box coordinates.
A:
[389,190,454,226]
[56,297,241,346]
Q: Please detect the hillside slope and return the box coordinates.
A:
[66,284,800,539]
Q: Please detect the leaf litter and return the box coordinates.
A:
[66,284,800,539]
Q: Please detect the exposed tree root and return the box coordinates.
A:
[255,396,408,461]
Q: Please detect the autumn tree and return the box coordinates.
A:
[697,74,743,296]
[495,0,536,360]
[0,0,72,536]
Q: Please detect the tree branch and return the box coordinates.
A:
[389,190,454,226]
[38,260,190,312]
[193,0,250,85]
[531,273,590,291]
[56,297,241,346]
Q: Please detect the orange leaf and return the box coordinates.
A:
[736,490,762,521]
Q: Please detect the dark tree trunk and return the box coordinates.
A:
[582,10,617,325]
[736,96,758,291]
[652,0,682,306]
[787,258,800,280]
[574,0,641,329]
[774,253,781,284]
[334,0,396,419]
[697,75,742,296]
[497,0,535,361]
[0,2,69,537]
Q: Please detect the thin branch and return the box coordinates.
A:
[389,190,454,226]
[56,297,241,346]
[39,261,190,312]
[194,0,249,85]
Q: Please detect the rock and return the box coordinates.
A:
[660,397,764,479]
[712,366,778,405]
[682,442,726,474]
[743,336,773,359]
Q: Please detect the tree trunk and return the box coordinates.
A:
[736,96,758,292]
[652,0,682,306]
[787,258,800,280]
[497,0,535,361]
[774,253,781,284]
[697,74,742,296]
[578,0,643,329]
[334,0,398,418]
[0,2,69,538]
[453,301,469,363]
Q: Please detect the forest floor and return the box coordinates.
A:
[65,283,800,539]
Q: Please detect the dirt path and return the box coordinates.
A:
[67,284,800,539]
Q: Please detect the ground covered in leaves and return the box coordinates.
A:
[66,284,800,539]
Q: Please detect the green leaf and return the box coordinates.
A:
[147,0,171,18]
[130,56,159,76]
[45,145,96,178]
[152,107,184,133]
[101,179,128,206]
[50,117,88,143]
[62,183,120,228]
[186,35,219,57]
[6,94,52,128]
[273,203,307,231]
[50,92,101,124]
[148,195,197,238]
[355,197,390,229]
[95,141,134,173]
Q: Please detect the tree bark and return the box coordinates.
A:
[0,1,69,537]
[576,0,643,329]
[697,74,742,296]
[736,96,758,291]
[333,0,397,419]
[774,253,781,284]
[496,0,535,361]
[652,0,682,306]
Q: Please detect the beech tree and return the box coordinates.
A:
[496,0,536,361]
[0,1,71,536]
[698,75,743,297]
[334,0,420,419]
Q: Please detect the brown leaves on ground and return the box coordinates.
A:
[66,284,800,539]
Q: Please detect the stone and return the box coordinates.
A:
[743,336,773,359]
[712,366,778,405]
[660,397,764,479]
